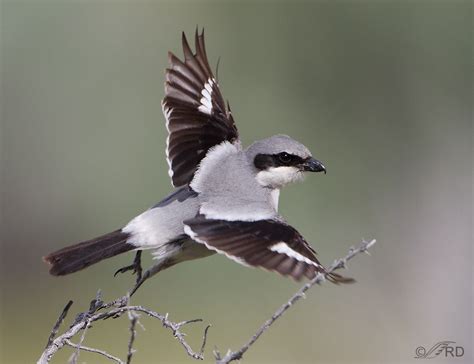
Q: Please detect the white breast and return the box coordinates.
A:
[270,189,280,211]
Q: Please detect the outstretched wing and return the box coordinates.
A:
[184,215,353,282]
[163,29,239,187]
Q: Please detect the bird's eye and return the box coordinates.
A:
[278,152,292,164]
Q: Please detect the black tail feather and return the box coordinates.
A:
[44,230,134,276]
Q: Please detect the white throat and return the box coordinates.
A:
[256,166,304,189]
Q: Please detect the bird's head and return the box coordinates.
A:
[246,135,326,189]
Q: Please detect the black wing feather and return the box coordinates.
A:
[185,215,353,283]
[163,29,239,187]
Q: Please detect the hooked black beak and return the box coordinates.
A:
[302,158,326,174]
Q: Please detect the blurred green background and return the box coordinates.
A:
[1,1,472,363]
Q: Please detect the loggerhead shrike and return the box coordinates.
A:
[44,30,352,293]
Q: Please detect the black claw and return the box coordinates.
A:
[129,258,172,297]
[114,265,133,277]
[129,277,145,297]
[114,251,142,279]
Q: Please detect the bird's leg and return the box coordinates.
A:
[129,258,175,297]
[114,251,143,283]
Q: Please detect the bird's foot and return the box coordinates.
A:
[128,258,173,297]
[114,251,142,283]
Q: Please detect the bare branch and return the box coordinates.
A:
[37,294,211,364]
[68,319,90,364]
[214,239,377,364]
[126,308,139,364]
[45,300,73,348]
[65,340,124,364]
[200,325,212,356]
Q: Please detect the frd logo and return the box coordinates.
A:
[415,341,464,359]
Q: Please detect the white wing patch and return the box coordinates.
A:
[269,242,321,267]
[197,78,215,115]
[162,101,174,180]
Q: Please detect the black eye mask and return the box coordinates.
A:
[254,152,306,170]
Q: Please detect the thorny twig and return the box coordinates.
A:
[126,293,140,364]
[37,291,211,364]
[68,318,90,364]
[213,239,377,364]
[45,300,73,348]
[126,314,138,364]
[65,340,124,364]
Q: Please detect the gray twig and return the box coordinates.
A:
[214,239,377,364]
[126,314,138,364]
[38,293,211,364]
[65,340,124,364]
[126,293,140,364]
[200,324,212,356]
[68,319,90,364]
[45,300,73,348]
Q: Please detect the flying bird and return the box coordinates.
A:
[44,30,352,293]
